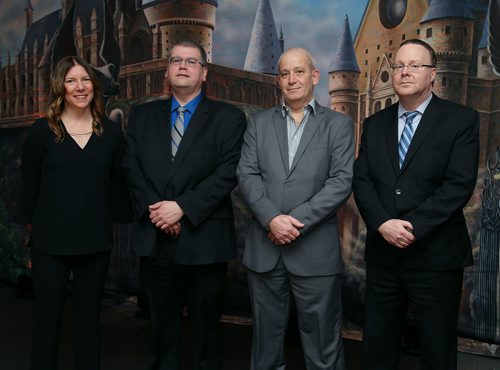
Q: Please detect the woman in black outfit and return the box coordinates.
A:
[15,56,131,370]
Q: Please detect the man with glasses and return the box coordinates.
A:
[353,39,480,370]
[124,40,246,370]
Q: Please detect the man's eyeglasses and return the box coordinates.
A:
[168,57,206,67]
[390,64,435,73]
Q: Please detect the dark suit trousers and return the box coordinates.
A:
[30,247,110,370]
[362,263,463,370]
[141,238,227,370]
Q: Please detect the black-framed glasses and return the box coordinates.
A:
[168,57,206,67]
[390,64,435,73]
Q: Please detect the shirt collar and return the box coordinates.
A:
[281,98,317,118]
[171,92,204,113]
[398,93,433,119]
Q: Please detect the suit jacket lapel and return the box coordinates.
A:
[273,108,290,173]
[383,105,400,175]
[157,99,174,165]
[289,106,322,174]
[166,96,209,183]
[400,95,442,172]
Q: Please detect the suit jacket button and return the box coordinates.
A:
[395,188,402,195]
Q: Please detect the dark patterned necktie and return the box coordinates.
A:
[172,107,186,158]
[399,111,418,168]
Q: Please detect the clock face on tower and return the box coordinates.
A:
[379,0,407,29]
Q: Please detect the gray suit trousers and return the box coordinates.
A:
[247,256,345,370]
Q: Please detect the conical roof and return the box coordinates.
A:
[329,15,360,73]
[243,0,282,75]
[421,0,474,23]
[479,14,489,49]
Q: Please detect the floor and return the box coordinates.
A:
[1,281,499,370]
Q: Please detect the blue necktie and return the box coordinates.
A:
[171,107,186,158]
[399,111,418,168]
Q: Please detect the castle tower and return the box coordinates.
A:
[477,17,497,80]
[329,15,360,123]
[243,0,282,75]
[90,8,98,66]
[420,0,474,104]
[113,0,124,31]
[25,0,33,31]
[467,0,488,76]
[128,6,152,64]
[142,0,217,62]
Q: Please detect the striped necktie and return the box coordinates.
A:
[399,111,418,168]
[171,107,186,158]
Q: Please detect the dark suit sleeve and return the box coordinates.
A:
[123,106,162,219]
[289,115,354,234]
[352,117,394,234]
[15,120,45,224]
[175,106,247,227]
[405,109,479,240]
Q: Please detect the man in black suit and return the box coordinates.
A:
[353,39,479,370]
[123,40,246,370]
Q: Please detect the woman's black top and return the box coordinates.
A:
[15,117,131,255]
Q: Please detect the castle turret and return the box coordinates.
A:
[329,15,360,121]
[420,0,474,104]
[90,8,98,65]
[113,0,124,32]
[467,0,488,76]
[128,7,152,64]
[243,0,281,75]
[477,16,496,80]
[142,0,217,62]
[25,0,33,31]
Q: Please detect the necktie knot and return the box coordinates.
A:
[177,106,186,115]
[404,111,418,124]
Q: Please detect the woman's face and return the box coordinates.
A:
[63,64,94,111]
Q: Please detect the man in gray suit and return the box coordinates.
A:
[237,47,354,370]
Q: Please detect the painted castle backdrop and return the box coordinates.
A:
[0,0,499,348]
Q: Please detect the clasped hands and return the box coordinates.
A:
[149,201,184,237]
[267,214,304,246]
[378,219,416,249]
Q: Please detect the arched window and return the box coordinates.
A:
[131,76,146,97]
[244,85,254,104]
[128,31,153,64]
[374,101,382,112]
[230,84,240,102]
[151,72,163,94]
[385,98,392,107]
[216,82,226,99]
